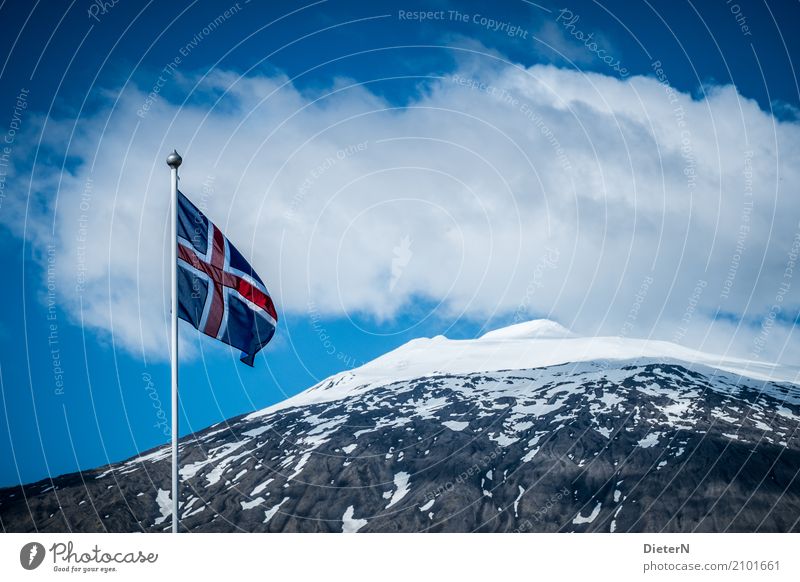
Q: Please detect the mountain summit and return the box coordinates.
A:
[2,321,799,532]
[257,319,797,417]
[480,319,576,339]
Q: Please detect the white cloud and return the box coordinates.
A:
[4,57,799,365]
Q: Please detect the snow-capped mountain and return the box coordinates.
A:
[256,319,798,416]
[2,320,799,532]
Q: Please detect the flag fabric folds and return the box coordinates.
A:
[176,190,277,365]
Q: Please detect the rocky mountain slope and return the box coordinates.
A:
[2,320,799,532]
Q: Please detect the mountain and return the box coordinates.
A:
[2,320,799,533]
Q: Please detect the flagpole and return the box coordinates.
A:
[166,149,182,534]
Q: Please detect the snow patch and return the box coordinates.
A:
[596,427,612,439]
[489,432,519,446]
[573,501,602,525]
[287,452,311,481]
[637,432,661,448]
[385,472,411,508]
[521,447,541,463]
[154,489,171,525]
[263,497,289,524]
[251,479,274,496]
[242,425,270,438]
[240,497,265,510]
[342,505,367,532]
[513,486,525,517]
[442,420,469,431]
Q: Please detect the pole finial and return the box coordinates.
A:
[166,149,182,169]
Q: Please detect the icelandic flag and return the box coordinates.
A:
[176,190,277,365]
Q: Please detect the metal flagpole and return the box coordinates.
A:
[166,149,182,533]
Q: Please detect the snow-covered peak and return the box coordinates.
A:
[248,320,799,419]
[480,319,575,340]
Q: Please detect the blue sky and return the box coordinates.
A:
[1,0,799,487]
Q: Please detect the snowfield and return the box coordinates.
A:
[248,320,799,418]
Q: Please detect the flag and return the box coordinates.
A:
[176,190,277,365]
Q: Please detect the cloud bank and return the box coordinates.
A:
[4,54,799,365]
